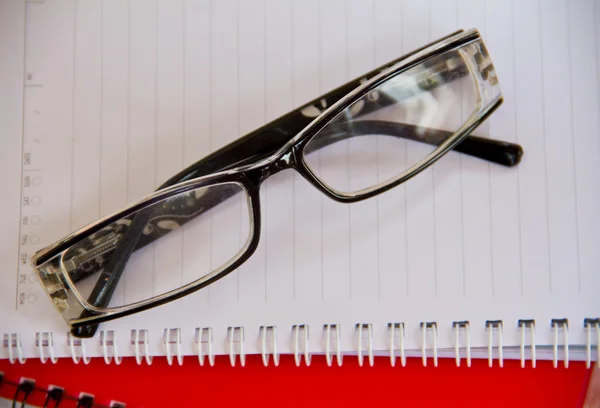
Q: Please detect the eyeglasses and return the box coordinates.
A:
[32,29,523,338]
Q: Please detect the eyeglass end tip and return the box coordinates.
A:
[71,324,99,339]
[504,144,524,167]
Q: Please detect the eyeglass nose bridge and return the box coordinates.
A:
[249,146,299,186]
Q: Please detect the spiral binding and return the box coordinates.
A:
[44,386,64,408]
[227,326,245,367]
[259,326,279,367]
[78,393,95,408]
[420,322,438,367]
[291,324,311,367]
[163,328,183,366]
[11,377,34,408]
[585,318,600,369]
[453,321,471,367]
[44,385,65,408]
[2,317,599,367]
[131,329,152,366]
[100,330,122,365]
[388,322,406,367]
[485,320,504,368]
[35,332,57,364]
[2,334,25,364]
[551,319,569,368]
[323,324,342,367]
[0,374,126,408]
[67,332,90,365]
[195,327,215,367]
[518,319,536,368]
[356,323,374,367]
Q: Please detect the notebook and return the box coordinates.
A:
[1,0,598,367]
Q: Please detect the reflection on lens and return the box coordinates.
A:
[62,182,251,309]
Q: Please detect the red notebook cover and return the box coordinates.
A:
[0,356,593,407]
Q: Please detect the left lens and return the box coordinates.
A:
[57,181,252,309]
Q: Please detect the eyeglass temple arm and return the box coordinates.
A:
[158,99,521,193]
[162,115,523,194]
[304,120,523,166]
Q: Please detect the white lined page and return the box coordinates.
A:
[569,0,600,302]
[374,0,408,304]
[486,0,523,299]
[0,1,25,328]
[347,0,379,303]
[237,0,267,305]
[458,0,494,302]
[292,0,322,303]
[320,0,352,304]
[264,0,295,304]
[512,0,552,301]
[430,0,464,301]
[541,0,581,300]
[403,0,437,302]
[2,0,599,360]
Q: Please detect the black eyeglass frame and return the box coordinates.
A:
[31,28,522,336]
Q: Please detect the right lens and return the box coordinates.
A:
[303,40,498,196]
[59,181,252,309]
